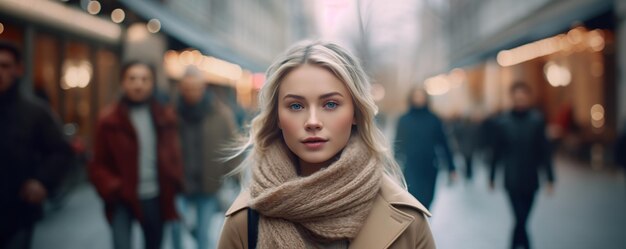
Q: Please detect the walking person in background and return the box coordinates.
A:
[395,86,457,210]
[89,61,183,249]
[172,68,239,249]
[218,41,435,249]
[489,81,555,249]
[0,41,74,249]
[451,112,482,182]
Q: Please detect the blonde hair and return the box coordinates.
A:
[230,40,406,188]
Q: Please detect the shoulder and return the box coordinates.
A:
[219,190,249,249]
[396,114,411,128]
[225,189,251,217]
[19,96,64,132]
[529,109,546,123]
[351,176,434,248]
[150,102,179,129]
[96,104,122,127]
[398,113,411,121]
[495,112,511,124]
[16,94,52,118]
[390,204,436,249]
[380,176,432,217]
[161,104,178,119]
[380,177,435,248]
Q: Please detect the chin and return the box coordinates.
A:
[297,152,334,165]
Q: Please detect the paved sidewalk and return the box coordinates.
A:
[430,156,626,249]
[30,156,626,249]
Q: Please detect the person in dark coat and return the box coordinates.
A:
[0,41,73,249]
[451,113,482,181]
[171,69,240,249]
[395,86,456,210]
[489,81,555,249]
[89,61,183,249]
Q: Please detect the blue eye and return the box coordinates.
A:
[289,103,303,110]
[324,101,338,109]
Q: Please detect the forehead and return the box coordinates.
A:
[412,89,425,97]
[278,64,350,98]
[512,88,531,97]
[125,64,152,76]
[180,76,204,87]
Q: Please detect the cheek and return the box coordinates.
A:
[121,83,132,93]
[278,110,298,136]
[328,108,355,134]
[143,82,154,92]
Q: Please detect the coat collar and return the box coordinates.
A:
[101,100,175,129]
[225,176,431,249]
[349,176,430,249]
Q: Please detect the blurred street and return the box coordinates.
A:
[430,155,626,249]
[29,155,626,249]
[31,181,226,249]
[2,0,626,248]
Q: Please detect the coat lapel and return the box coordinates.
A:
[349,194,415,249]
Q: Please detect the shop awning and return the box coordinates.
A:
[118,0,266,72]
[0,0,121,45]
[448,0,614,69]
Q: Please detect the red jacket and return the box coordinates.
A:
[89,100,183,222]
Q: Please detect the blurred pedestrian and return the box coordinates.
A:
[218,41,435,249]
[0,41,73,249]
[489,81,555,249]
[171,68,239,249]
[89,61,183,249]
[395,86,457,209]
[451,113,482,181]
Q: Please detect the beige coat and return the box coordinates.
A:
[218,176,436,249]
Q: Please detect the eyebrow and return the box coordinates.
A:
[282,92,344,100]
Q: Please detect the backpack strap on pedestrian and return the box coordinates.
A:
[247,208,259,249]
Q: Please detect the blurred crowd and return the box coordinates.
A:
[0,41,244,249]
[1,33,625,249]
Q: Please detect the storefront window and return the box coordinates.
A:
[95,48,120,112]
[62,41,94,144]
[34,33,61,112]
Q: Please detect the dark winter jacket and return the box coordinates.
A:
[395,107,455,208]
[489,109,555,193]
[0,82,73,239]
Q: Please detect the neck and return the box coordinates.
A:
[411,105,427,111]
[299,160,330,177]
[513,107,529,113]
[122,96,151,107]
[0,81,19,102]
[298,151,342,177]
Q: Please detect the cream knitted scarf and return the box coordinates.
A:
[249,136,382,249]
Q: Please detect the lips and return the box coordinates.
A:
[302,137,328,150]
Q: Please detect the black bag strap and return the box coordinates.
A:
[247,208,259,249]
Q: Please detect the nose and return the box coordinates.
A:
[305,108,322,131]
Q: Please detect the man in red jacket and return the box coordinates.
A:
[89,61,183,249]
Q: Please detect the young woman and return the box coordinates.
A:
[218,41,435,249]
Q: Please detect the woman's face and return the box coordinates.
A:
[277,64,355,166]
[121,64,154,102]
